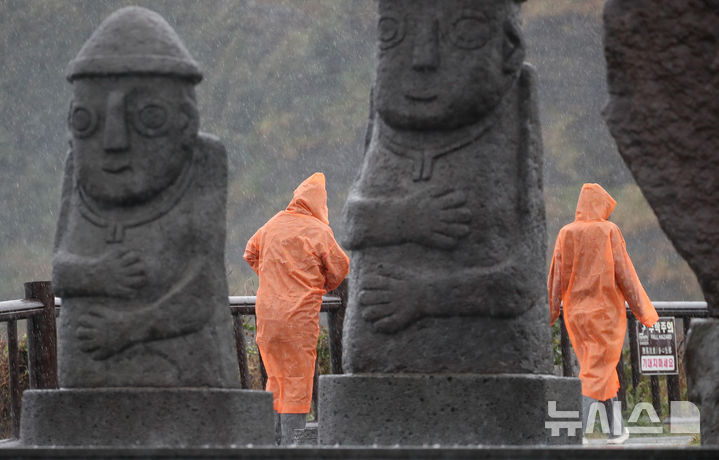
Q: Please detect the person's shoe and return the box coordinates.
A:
[607,427,629,445]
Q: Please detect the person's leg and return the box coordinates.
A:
[603,398,620,436]
[605,397,629,443]
[280,413,307,445]
[258,341,284,445]
[581,395,599,435]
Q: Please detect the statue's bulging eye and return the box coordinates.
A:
[69,106,98,138]
[379,17,399,42]
[129,97,172,138]
[449,15,490,50]
[139,105,167,130]
[378,15,405,50]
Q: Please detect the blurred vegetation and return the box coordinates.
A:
[0,0,703,304]
[0,334,29,439]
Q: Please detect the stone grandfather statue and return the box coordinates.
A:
[341,0,550,374]
[320,0,579,446]
[18,7,274,448]
[52,6,238,388]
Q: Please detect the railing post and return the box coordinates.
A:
[667,374,680,415]
[258,340,268,390]
[231,311,251,389]
[616,352,627,411]
[327,279,347,374]
[312,358,320,422]
[24,281,58,389]
[7,320,21,439]
[628,315,640,391]
[559,314,574,377]
[650,375,662,417]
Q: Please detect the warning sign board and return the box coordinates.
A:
[636,317,678,375]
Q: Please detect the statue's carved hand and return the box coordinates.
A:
[76,308,134,360]
[358,267,426,333]
[95,248,147,298]
[409,188,471,250]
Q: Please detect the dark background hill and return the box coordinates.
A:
[0,0,702,301]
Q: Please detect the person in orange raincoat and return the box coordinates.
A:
[548,183,658,444]
[244,172,349,445]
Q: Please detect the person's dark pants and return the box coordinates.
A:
[581,395,624,437]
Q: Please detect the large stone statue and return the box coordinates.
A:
[340,0,548,375]
[320,0,579,446]
[19,7,273,446]
[603,0,719,445]
[53,8,235,388]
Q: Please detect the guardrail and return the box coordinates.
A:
[558,301,708,419]
[0,280,347,439]
[3,282,706,439]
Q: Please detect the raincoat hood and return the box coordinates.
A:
[286,172,329,225]
[574,183,616,221]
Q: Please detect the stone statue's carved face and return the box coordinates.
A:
[375,0,523,130]
[69,76,198,205]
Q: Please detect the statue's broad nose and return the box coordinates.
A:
[103,91,129,152]
[411,19,439,71]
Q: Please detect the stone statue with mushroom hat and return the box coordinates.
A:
[52,5,237,388]
[19,7,274,447]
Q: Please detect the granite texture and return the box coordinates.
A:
[1,446,718,459]
[19,6,274,448]
[52,6,238,388]
[686,319,719,446]
[603,0,719,318]
[19,388,274,447]
[340,0,551,374]
[318,0,571,447]
[319,374,581,446]
[603,0,719,445]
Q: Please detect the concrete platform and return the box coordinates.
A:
[583,435,696,447]
[0,444,717,459]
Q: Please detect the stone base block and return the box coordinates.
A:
[686,317,719,446]
[319,374,581,446]
[20,388,274,447]
[293,422,318,445]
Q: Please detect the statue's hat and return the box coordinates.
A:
[66,6,202,83]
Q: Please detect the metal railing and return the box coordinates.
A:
[3,281,706,438]
[0,280,348,439]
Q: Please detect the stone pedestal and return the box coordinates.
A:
[319,374,581,446]
[686,318,719,445]
[20,388,274,447]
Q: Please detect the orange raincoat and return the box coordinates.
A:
[548,183,658,401]
[244,172,349,413]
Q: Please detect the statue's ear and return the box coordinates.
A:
[179,101,199,137]
[502,19,525,75]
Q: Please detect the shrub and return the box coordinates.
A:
[0,334,29,439]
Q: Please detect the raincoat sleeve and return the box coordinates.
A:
[547,232,563,326]
[243,231,261,274]
[321,237,350,292]
[611,228,659,327]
